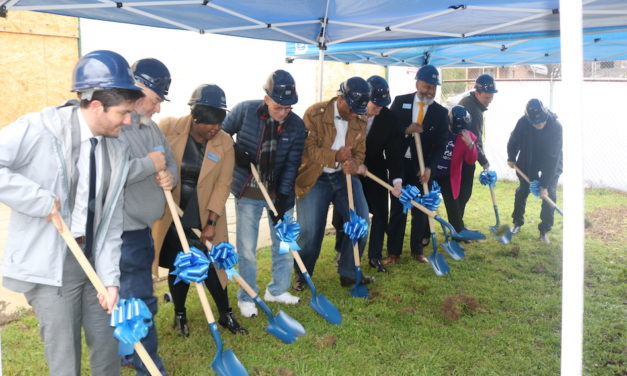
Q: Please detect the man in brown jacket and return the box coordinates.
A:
[294,77,374,289]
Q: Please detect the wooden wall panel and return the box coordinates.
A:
[0,12,78,127]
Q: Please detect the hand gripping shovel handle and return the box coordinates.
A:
[365,171,437,218]
[54,217,161,376]
[163,189,218,325]
[514,165,563,216]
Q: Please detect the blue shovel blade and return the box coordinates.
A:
[350,266,369,298]
[428,252,450,276]
[310,294,342,325]
[302,271,342,324]
[208,323,248,376]
[442,240,465,260]
[265,311,306,344]
[491,225,512,244]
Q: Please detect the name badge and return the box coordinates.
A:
[207,152,220,162]
[402,103,412,109]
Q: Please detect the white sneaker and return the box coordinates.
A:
[264,289,300,304]
[539,232,551,244]
[511,225,522,234]
[237,301,258,318]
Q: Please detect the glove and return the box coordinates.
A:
[234,144,254,172]
[270,193,289,224]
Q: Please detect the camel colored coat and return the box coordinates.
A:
[152,114,234,274]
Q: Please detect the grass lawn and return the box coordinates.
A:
[1,179,625,376]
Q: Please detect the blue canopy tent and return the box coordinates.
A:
[3,1,625,375]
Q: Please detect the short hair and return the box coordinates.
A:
[79,88,144,110]
[191,104,227,125]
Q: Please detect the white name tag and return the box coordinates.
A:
[402,103,412,109]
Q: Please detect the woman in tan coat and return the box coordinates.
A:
[152,84,247,336]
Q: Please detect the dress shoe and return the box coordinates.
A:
[383,255,400,265]
[218,309,249,335]
[339,275,375,287]
[293,277,307,291]
[413,254,429,264]
[368,258,388,273]
[173,311,190,337]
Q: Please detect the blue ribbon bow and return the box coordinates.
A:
[274,215,301,254]
[479,170,497,187]
[110,298,153,356]
[210,242,239,280]
[419,181,442,211]
[170,246,211,285]
[342,209,369,245]
[399,185,421,214]
[529,180,541,197]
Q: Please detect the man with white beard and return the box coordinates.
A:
[384,65,449,266]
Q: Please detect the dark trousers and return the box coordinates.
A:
[119,228,167,376]
[161,225,230,318]
[512,175,559,233]
[387,158,428,256]
[435,177,465,232]
[458,163,476,221]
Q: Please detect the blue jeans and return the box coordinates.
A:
[119,228,167,376]
[296,172,369,279]
[235,197,294,303]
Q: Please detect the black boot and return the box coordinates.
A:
[173,311,190,337]
[218,309,248,335]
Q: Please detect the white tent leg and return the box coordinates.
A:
[559,1,584,375]
[318,48,325,102]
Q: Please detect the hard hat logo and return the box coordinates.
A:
[415,64,441,86]
[525,98,548,124]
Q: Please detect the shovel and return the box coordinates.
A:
[488,185,513,243]
[514,166,564,216]
[232,274,305,344]
[344,174,370,297]
[51,216,162,376]
[163,189,247,376]
[414,134,451,273]
[249,164,341,324]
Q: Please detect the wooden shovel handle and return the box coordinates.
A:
[250,163,278,216]
[413,133,436,233]
[55,218,161,376]
[163,190,217,324]
[513,165,561,210]
[190,228,228,290]
[233,274,258,299]
[344,174,361,267]
[365,171,435,218]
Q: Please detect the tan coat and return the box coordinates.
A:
[295,97,367,199]
[151,114,234,275]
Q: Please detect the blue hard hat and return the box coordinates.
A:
[475,74,498,93]
[449,105,472,134]
[415,64,440,85]
[132,58,172,100]
[188,84,227,110]
[339,77,370,114]
[525,98,548,124]
[367,75,391,107]
[72,50,141,92]
[265,70,298,105]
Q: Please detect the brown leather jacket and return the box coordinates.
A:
[295,97,366,199]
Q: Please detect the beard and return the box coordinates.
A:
[417,93,434,105]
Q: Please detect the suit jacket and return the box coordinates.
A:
[364,106,403,182]
[152,115,234,274]
[390,93,449,172]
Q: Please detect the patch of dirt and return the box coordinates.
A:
[275,368,297,376]
[532,263,546,273]
[586,205,627,243]
[399,306,416,314]
[510,246,520,258]
[441,294,482,321]
[315,335,337,350]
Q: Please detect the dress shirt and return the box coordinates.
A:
[323,101,349,173]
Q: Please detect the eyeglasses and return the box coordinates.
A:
[270,105,293,113]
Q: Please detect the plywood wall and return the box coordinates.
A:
[0,11,79,127]
[320,61,386,101]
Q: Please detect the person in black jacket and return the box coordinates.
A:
[507,98,563,243]
[385,65,449,265]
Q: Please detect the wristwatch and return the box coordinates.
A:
[207,218,217,226]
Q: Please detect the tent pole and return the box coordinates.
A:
[559,1,584,375]
[318,48,324,102]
